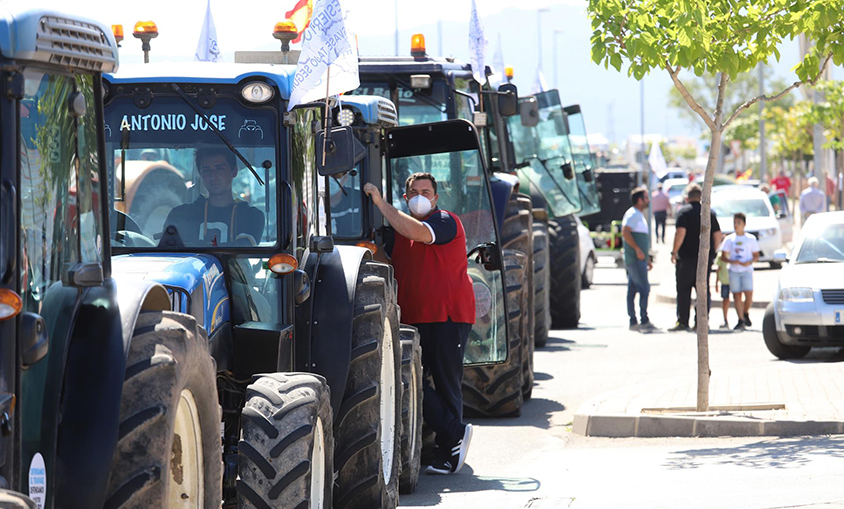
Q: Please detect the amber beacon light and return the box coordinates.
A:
[111,24,124,45]
[133,21,159,63]
[410,33,426,57]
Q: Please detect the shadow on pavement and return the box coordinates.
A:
[782,346,844,364]
[663,435,844,470]
[469,397,565,430]
[534,372,554,382]
[401,464,540,506]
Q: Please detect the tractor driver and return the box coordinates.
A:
[364,172,475,476]
[163,147,265,246]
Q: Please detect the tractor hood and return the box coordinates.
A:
[111,253,229,335]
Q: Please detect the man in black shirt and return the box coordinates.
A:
[669,184,723,331]
[163,148,265,246]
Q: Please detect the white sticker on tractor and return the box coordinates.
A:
[28,453,46,509]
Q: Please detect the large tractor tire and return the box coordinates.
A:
[549,215,582,329]
[237,373,333,509]
[763,304,810,360]
[105,311,222,509]
[462,249,526,418]
[333,260,402,509]
[398,326,422,494]
[500,193,535,403]
[532,216,551,348]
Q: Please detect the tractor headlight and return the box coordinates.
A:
[779,287,814,303]
[337,108,356,127]
[241,82,274,103]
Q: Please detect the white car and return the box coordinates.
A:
[576,216,597,288]
[763,212,844,359]
[711,185,793,268]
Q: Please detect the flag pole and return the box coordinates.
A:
[322,65,332,166]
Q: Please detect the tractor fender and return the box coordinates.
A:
[490,172,517,232]
[53,277,166,508]
[304,245,370,415]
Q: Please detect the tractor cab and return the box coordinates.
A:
[327,96,509,366]
[563,103,602,216]
[507,91,583,219]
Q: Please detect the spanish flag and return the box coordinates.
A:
[736,168,753,182]
[285,0,313,44]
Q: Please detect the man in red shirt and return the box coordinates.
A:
[771,170,792,195]
[364,173,476,475]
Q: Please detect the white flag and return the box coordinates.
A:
[492,33,504,75]
[532,68,548,94]
[194,0,221,62]
[468,0,487,84]
[648,139,668,179]
[288,0,359,111]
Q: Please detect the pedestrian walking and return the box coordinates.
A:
[669,183,723,332]
[721,213,760,330]
[799,177,825,222]
[771,169,792,195]
[714,250,731,329]
[622,186,655,332]
[364,173,475,475]
[651,183,670,243]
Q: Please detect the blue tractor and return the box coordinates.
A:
[103,60,503,507]
[0,6,222,508]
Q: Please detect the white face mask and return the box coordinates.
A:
[407,195,433,217]
[329,178,341,195]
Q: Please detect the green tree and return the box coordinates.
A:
[588,0,844,411]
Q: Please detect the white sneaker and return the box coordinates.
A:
[452,423,473,473]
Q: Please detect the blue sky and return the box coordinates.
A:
[33,0,839,145]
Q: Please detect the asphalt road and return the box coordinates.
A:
[399,259,844,509]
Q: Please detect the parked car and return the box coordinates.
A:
[711,185,792,268]
[659,168,690,182]
[577,216,597,288]
[663,178,690,217]
[763,211,844,359]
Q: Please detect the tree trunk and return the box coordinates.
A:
[695,128,722,411]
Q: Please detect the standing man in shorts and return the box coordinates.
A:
[721,213,760,330]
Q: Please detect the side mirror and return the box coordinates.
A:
[519,97,539,127]
[773,249,788,263]
[562,162,575,180]
[317,126,364,176]
[497,84,518,117]
[468,242,502,271]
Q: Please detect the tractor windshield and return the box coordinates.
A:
[563,106,601,216]
[104,96,278,248]
[352,80,449,125]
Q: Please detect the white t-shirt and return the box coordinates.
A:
[721,233,760,273]
[622,207,648,233]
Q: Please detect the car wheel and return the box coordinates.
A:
[762,303,810,360]
[769,261,782,270]
[582,253,596,289]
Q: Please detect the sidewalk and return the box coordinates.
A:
[573,357,844,437]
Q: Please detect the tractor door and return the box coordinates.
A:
[563,103,602,216]
[507,94,582,218]
[384,120,508,366]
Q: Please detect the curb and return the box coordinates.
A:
[654,289,771,309]
[572,412,844,438]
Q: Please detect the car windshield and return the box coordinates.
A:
[105,95,278,248]
[795,222,844,263]
[712,198,771,220]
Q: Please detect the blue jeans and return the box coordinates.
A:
[626,260,650,325]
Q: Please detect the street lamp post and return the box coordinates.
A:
[537,8,549,71]
[554,29,563,90]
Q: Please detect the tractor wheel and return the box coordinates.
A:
[763,304,810,360]
[237,373,333,509]
[105,311,222,509]
[500,193,535,403]
[549,216,582,329]
[333,260,402,509]
[398,326,422,494]
[462,249,525,417]
[532,216,551,348]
